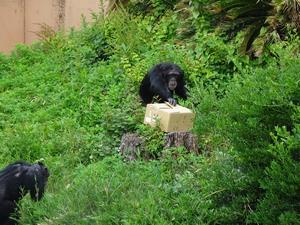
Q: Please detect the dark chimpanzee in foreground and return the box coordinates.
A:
[0,161,50,225]
[139,62,188,106]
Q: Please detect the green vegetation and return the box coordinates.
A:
[1,0,299,224]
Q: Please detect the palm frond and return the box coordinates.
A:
[281,0,300,29]
[240,21,265,54]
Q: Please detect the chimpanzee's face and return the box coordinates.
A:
[167,68,181,91]
[168,76,178,91]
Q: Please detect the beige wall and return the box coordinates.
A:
[65,0,99,28]
[0,0,25,53]
[0,0,105,54]
[24,0,61,44]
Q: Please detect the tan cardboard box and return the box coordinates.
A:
[144,103,195,132]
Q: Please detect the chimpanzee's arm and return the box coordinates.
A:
[139,75,155,104]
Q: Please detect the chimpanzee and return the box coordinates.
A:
[0,161,50,225]
[139,62,188,106]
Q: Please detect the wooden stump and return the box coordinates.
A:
[119,133,145,161]
[164,132,199,154]
[119,132,199,161]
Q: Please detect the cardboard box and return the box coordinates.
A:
[144,103,195,132]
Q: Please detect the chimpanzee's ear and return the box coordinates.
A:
[36,161,49,177]
[43,166,50,178]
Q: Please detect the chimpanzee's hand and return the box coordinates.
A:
[167,98,176,106]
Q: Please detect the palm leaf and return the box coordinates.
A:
[240,21,265,54]
[280,0,300,29]
[211,0,300,56]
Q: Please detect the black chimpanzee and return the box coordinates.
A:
[0,161,50,225]
[139,62,188,106]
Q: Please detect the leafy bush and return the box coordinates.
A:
[192,40,300,223]
[127,0,181,16]
[249,126,300,225]
[194,40,300,162]
[136,124,165,158]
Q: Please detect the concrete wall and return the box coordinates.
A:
[0,0,105,54]
[65,0,99,28]
[0,0,25,53]
[24,0,61,44]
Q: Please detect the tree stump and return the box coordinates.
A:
[119,132,199,161]
[164,132,199,154]
[119,133,145,161]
